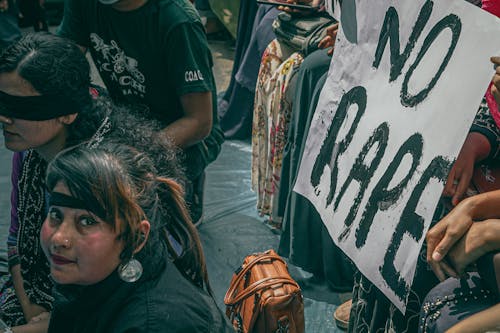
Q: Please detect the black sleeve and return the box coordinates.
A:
[163,22,215,97]
[56,0,91,48]
[470,98,500,161]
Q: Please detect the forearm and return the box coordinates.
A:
[10,265,47,322]
[160,116,210,149]
[446,303,500,333]
[464,132,491,163]
[11,317,49,333]
[10,265,31,311]
[164,91,213,149]
[461,190,500,220]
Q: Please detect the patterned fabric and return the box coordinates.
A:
[417,273,496,333]
[7,153,21,268]
[0,150,52,326]
[0,274,23,326]
[251,39,304,221]
[471,98,500,160]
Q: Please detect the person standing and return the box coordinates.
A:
[0,0,21,53]
[57,0,225,224]
[18,0,48,32]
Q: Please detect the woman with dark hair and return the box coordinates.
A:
[0,32,194,332]
[41,142,232,332]
[0,32,99,332]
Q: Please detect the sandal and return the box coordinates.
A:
[333,299,352,330]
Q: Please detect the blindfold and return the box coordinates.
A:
[0,90,80,121]
[49,192,106,220]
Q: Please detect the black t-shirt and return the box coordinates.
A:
[57,0,224,177]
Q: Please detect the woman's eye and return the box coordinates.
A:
[79,216,98,227]
[48,208,62,222]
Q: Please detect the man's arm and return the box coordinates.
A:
[161,91,212,148]
[162,21,216,148]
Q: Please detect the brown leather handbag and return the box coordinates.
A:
[224,250,305,333]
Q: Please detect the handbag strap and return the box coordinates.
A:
[226,277,300,306]
[224,252,300,306]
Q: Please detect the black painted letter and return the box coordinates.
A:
[310,86,367,207]
[355,133,424,249]
[336,122,390,242]
[401,14,462,106]
[379,156,452,303]
[372,1,433,82]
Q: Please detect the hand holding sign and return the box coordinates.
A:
[318,23,339,56]
[274,0,321,14]
[443,132,491,206]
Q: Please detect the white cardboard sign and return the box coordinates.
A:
[294,0,500,312]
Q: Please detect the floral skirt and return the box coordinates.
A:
[251,39,304,221]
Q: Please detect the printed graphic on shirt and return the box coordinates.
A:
[90,33,146,98]
[185,70,204,83]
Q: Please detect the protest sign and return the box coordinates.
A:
[294,0,500,312]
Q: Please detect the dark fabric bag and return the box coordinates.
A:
[224,250,304,333]
[272,12,335,56]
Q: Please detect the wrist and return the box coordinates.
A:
[484,220,500,252]
[457,196,477,219]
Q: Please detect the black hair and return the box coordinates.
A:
[46,142,211,293]
[0,32,92,113]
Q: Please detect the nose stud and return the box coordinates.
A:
[52,238,71,250]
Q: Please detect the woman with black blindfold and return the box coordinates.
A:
[0,33,203,333]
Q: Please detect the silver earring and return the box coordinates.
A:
[118,257,143,283]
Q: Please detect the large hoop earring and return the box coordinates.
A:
[118,257,143,283]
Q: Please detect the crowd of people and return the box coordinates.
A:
[0,0,499,332]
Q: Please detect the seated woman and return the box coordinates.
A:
[41,142,232,332]
[0,33,185,332]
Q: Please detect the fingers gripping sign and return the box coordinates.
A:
[318,23,340,56]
